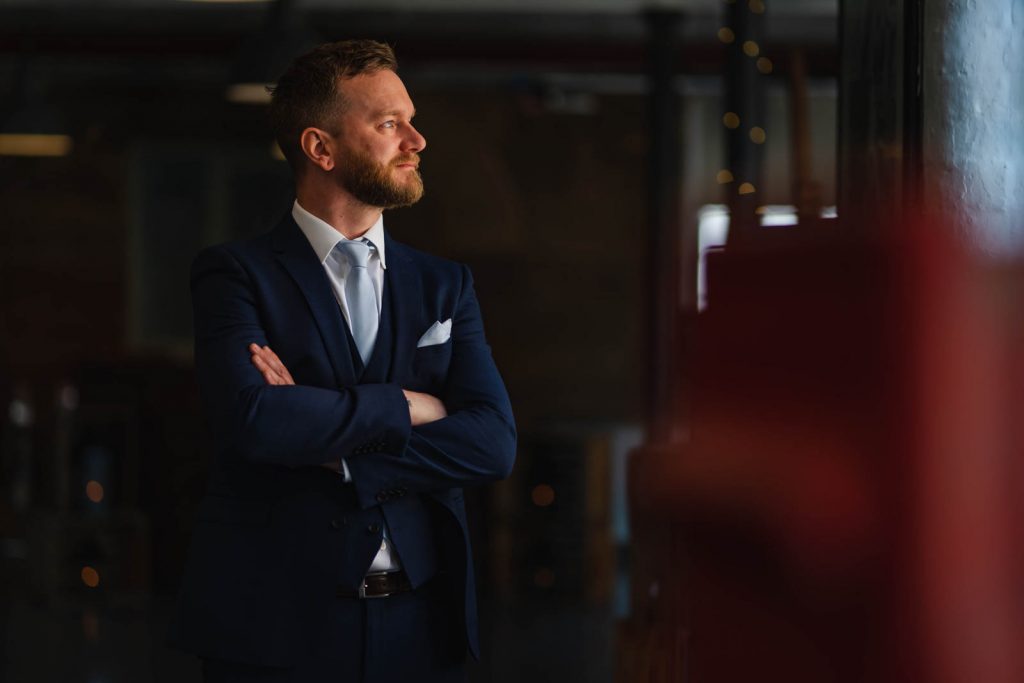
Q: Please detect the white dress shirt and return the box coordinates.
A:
[292,200,387,328]
[292,199,401,574]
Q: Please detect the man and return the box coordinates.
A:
[170,40,516,682]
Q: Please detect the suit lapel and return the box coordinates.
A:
[384,233,422,383]
[271,215,357,388]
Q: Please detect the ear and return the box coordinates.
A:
[299,127,336,172]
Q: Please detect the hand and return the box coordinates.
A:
[402,389,448,426]
[249,343,336,471]
[249,343,295,386]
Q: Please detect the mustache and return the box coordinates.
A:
[392,155,420,167]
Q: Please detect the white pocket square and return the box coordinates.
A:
[416,319,452,348]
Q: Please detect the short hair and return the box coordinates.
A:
[268,40,398,174]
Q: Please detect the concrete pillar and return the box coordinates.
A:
[922,0,1024,256]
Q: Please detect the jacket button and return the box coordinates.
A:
[376,492,388,503]
[367,522,381,534]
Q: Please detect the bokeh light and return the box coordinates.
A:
[81,566,100,588]
[85,480,104,503]
[531,484,555,507]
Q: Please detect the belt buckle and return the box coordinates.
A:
[358,574,390,599]
[358,583,389,599]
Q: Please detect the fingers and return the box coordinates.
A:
[250,348,283,385]
[261,345,295,384]
[249,343,295,386]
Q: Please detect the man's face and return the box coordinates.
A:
[330,70,426,209]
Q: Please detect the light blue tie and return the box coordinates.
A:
[335,239,378,364]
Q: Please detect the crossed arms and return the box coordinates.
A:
[249,343,448,431]
[191,246,516,508]
[248,342,447,473]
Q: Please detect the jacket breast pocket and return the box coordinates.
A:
[411,341,452,391]
[195,495,272,527]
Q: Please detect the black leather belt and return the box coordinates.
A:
[336,571,412,599]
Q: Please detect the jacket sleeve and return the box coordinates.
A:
[345,265,517,508]
[191,245,412,467]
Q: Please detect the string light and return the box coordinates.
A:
[721,0,764,202]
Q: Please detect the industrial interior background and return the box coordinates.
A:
[1,0,1022,681]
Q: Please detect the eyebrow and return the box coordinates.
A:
[374,108,416,119]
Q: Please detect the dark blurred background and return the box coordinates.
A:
[2,0,1022,681]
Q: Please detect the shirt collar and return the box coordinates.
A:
[291,199,387,269]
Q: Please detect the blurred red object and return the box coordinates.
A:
[624,217,1024,683]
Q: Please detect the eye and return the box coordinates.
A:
[380,120,396,129]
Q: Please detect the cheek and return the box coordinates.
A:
[341,129,386,158]
[362,141,395,165]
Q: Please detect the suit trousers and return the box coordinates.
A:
[201,578,466,683]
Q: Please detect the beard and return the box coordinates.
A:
[337,148,424,209]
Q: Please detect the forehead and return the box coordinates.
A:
[338,70,415,117]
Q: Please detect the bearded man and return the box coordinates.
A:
[170,40,516,683]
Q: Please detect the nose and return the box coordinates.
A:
[401,123,426,153]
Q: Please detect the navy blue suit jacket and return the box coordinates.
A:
[170,213,516,667]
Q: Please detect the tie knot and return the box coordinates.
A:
[335,239,373,269]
